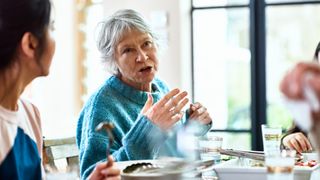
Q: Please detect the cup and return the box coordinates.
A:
[265,150,296,180]
[261,124,282,155]
[198,135,222,180]
[198,135,223,163]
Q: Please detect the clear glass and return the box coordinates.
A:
[266,4,320,129]
[265,150,296,180]
[193,8,251,131]
[261,124,282,155]
[193,0,249,7]
[198,135,223,163]
[205,132,251,150]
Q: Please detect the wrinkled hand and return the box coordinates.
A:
[141,88,189,130]
[283,132,312,153]
[88,155,120,180]
[188,102,212,125]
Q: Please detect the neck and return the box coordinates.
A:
[0,66,31,111]
[117,75,152,92]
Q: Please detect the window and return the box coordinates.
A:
[191,0,320,150]
[266,4,320,128]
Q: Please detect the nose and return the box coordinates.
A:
[136,48,148,62]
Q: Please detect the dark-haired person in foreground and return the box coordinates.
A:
[0,0,119,179]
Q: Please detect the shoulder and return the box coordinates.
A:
[19,99,41,126]
[78,78,121,127]
[19,98,42,151]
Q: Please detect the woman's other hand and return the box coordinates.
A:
[88,155,120,180]
[188,102,212,125]
[282,132,312,153]
[141,88,189,130]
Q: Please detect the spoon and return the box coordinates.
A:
[95,122,115,157]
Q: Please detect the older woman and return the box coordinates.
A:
[76,9,212,178]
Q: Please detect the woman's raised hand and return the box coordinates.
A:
[141,88,189,130]
[188,102,212,125]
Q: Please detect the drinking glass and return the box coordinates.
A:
[265,150,296,180]
[261,124,282,155]
[198,134,222,180]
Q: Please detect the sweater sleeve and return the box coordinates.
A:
[78,115,168,179]
[114,115,168,160]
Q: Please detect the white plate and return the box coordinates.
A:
[213,158,319,180]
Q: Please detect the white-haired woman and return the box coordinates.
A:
[76,9,213,179]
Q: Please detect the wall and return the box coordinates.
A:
[25,0,77,138]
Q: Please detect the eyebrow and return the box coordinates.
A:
[118,36,152,50]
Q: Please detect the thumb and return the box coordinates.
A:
[106,155,114,167]
[141,93,153,115]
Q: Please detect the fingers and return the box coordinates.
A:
[188,102,212,125]
[289,138,303,153]
[101,168,121,177]
[88,156,121,180]
[166,91,188,108]
[157,88,181,107]
[141,93,153,115]
[103,177,121,180]
[170,97,189,116]
[283,133,312,153]
[106,155,114,167]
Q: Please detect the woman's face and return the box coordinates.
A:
[38,24,56,76]
[114,29,158,91]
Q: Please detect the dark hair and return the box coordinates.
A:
[314,41,320,62]
[0,0,51,70]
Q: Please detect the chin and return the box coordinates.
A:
[40,69,50,77]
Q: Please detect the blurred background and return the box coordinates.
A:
[22,0,320,151]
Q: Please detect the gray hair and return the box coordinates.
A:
[96,9,159,75]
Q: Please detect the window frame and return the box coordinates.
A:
[191,0,320,150]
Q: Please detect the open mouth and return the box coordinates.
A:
[139,66,152,73]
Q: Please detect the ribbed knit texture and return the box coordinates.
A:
[76,76,210,179]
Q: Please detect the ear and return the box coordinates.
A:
[20,32,39,59]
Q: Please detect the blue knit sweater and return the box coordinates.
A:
[76,76,210,179]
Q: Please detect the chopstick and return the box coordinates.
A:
[219,149,265,161]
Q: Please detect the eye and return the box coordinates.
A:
[122,48,133,54]
[143,41,153,48]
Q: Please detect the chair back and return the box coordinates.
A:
[43,136,79,170]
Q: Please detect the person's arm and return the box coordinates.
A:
[280,62,320,153]
[115,115,169,159]
[79,115,168,179]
